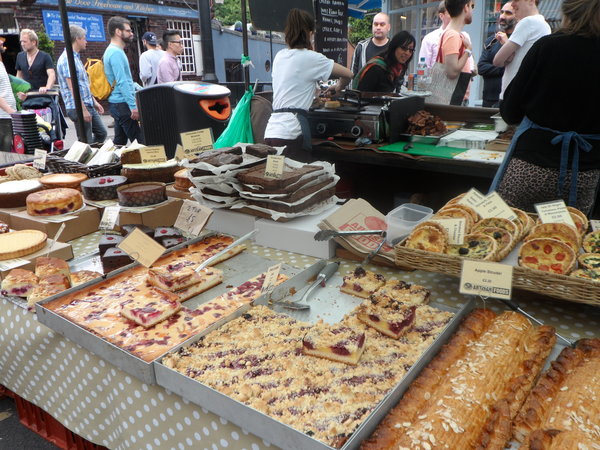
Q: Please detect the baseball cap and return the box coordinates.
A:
[142,32,157,45]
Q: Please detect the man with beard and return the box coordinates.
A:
[350,12,391,75]
[493,0,550,101]
[0,37,17,152]
[103,16,143,145]
[478,2,516,107]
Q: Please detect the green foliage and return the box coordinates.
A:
[37,26,55,61]
[214,0,252,27]
[349,11,377,45]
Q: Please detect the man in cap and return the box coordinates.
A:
[139,31,164,87]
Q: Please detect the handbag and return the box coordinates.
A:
[426,32,471,106]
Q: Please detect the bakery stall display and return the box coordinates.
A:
[116,182,167,207]
[0,179,45,208]
[0,164,42,184]
[81,175,128,201]
[0,230,47,260]
[39,173,88,190]
[362,309,556,449]
[26,188,83,216]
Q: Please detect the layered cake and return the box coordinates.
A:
[357,304,417,339]
[98,234,124,255]
[119,148,142,164]
[0,179,44,208]
[0,230,47,260]
[1,268,38,297]
[81,176,128,201]
[117,182,167,207]
[120,224,154,239]
[173,169,193,192]
[101,247,133,274]
[245,143,277,158]
[26,188,83,216]
[121,160,179,184]
[39,173,88,190]
[147,265,206,291]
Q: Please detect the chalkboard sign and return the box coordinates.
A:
[249,0,314,33]
[314,0,348,66]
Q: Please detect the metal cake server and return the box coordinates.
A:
[313,229,386,241]
[275,261,340,311]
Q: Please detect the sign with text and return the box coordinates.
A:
[314,0,348,66]
[42,10,106,42]
[264,155,285,179]
[180,129,214,156]
[33,149,47,170]
[535,200,576,229]
[472,192,517,221]
[458,187,485,209]
[139,146,167,164]
[118,228,165,267]
[99,206,120,231]
[174,200,212,236]
[261,263,282,294]
[591,220,600,232]
[433,218,465,245]
[174,144,185,161]
[460,260,513,300]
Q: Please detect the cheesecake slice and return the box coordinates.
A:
[358,304,417,339]
[340,266,385,299]
[120,287,182,328]
[302,322,366,365]
[1,268,39,298]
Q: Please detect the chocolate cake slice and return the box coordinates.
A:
[98,234,124,255]
[101,247,133,274]
[154,227,183,245]
[245,144,277,158]
[236,162,322,192]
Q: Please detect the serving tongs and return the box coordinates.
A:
[313,229,386,242]
[195,230,257,272]
[272,262,339,311]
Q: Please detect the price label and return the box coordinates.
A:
[472,192,517,221]
[99,205,120,231]
[180,129,214,155]
[535,200,576,229]
[591,220,600,232]
[458,187,485,208]
[264,155,285,179]
[118,228,166,267]
[0,258,29,272]
[174,144,185,161]
[432,218,465,245]
[460,260,513,300]
[139,146,167,164]
[174,200,212,236]
[33,149,47,170]
[261,263,282,294]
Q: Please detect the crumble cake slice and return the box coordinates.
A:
[370,279,430,305]
[357,304,416,339]
[340,266,385,299]
[302,322,366,365]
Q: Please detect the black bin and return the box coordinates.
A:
[137,81,231,158]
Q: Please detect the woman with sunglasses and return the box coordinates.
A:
[352,31,416,93]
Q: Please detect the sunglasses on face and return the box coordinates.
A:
[400,45,415,53]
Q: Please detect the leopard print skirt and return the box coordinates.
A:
[497,157,600,216]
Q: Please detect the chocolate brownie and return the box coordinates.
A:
[154,227,183,245]
[236,162,321,192]
[190,150,244,177]
[245,144,277,158]
[101,247,133,274]
[98,234,124,255]
[245,186,336,213]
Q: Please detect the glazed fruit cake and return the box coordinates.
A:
[162,300,454,447]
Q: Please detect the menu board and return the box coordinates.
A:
[315,0,348,66]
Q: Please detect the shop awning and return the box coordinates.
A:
[348,0,382,18]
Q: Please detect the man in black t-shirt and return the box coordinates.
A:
[350,12,391,75]
[15,29,55,94]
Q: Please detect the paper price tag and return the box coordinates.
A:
[473,192,517,221]
[33,149,47,170]
[432,218,465,244]
[118,228,166,268]
[458,187,485,208]
[261,263,282,294]
[99,205,120,230]
[174,144,185,161]
[0,258,29,272]
[264,155,285,179]
[460,260,513,299]
[591,220,600,232]
[174,200,212,236]
[535,200,576,229]
[180,129,214,155]
[139,146,167,164]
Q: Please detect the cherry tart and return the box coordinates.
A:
[120,289,182,328]
[302,323,366,365]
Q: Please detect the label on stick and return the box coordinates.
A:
[261,263,282,294]
[99,205,120,231]
[535,200,576,228]
[264,155,285,179]
[33,149,47,170]
[139,146,167,164]
[118,228,166,267]
[180,129,214,155]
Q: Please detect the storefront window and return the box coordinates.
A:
[166,20,195,74]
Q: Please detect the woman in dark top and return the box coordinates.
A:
[491,0,600,215]
[353,31,416,93]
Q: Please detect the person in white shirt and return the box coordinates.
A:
[493,0,551,99]
[139,32,164,87]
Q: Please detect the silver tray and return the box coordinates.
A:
[399,130,453,145]
[35,234,299,384]
[154,260,475,449]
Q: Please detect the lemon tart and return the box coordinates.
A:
[0,230,48,260]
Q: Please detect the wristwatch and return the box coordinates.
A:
[464,49,473,56]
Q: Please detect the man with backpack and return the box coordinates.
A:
[103,16,143,145]
[57,25,107,144]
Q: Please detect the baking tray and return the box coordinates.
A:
[154,260,476,449]
[35,234,300,384]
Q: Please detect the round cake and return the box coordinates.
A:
[0,179,44,208]
[0,221,9,234]
[121,160,179,184]
[39,173,88,189]
[26,188,84,216]
[81,176,128,201]
[174,169,193,192]
[117,182,167,207]
[0,230,47,260]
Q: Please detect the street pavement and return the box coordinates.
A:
[61,113,115,149]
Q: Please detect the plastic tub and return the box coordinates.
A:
[386,203,433,245]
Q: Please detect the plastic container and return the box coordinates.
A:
[386,203,433,245]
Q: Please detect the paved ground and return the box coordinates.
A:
[0,396,59,449]
[61,112,115,149]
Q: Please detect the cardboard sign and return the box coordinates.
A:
[458,187,485,209]
[535,200,576,228]
[99,205,120,231]
[460,260,513,300]
[591,220,600,232]
[33,149,47,170]
[174,200,212,236]
[473,192,517,221]
[174,144,185,161]
[264,155,285,179]
[180,129,214,155]
[261,263,282,294]
[432,218,465,245]
[139,146,167,164]
[118,228,166,267]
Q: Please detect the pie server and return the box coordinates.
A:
[195,230,258,272]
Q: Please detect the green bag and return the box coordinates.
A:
[214,86,254,148]
[9,75,31,111]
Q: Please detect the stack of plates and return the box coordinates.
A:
[11,111,43,153]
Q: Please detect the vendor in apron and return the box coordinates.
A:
[264,8,353,164]
[490,0,600,216]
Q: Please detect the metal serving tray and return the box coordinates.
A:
[35,234,299,384]
[154,260,475,449]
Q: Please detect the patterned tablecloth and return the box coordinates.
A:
[1,231,599,449]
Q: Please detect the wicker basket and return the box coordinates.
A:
[46,149,122,178]
[395,243,600,307]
